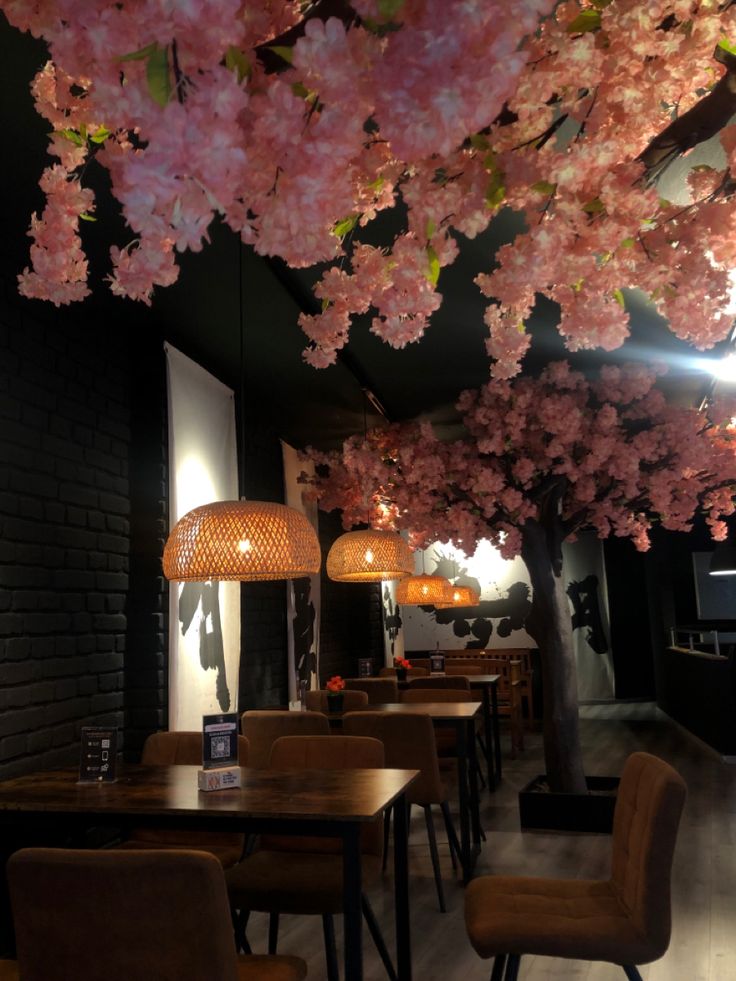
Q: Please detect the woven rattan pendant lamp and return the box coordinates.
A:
[162,244,321,583]
[326,528,413,582]
[395,573,454,606]
[435,583,480,608]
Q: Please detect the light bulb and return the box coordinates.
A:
[364,549,374,564]
[238,539,251,554]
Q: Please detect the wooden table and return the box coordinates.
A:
[359,702,483,882]
[0,764,418,981]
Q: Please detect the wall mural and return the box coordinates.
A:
[282,442,320,699]
[165,344,240,730]
[391,534,614,699]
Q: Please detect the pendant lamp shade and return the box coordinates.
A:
[395,574,454,606]
[326,529,413,582]
[435,584,480,608]
[163,500,321,582]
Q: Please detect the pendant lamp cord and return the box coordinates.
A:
[238,240,246,500]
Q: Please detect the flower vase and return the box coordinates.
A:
[395,667,407,682]
[326,693,344,713]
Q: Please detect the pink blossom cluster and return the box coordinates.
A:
[305,362,736,560]
[6,0,736,375]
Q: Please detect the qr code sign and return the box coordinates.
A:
[211,736,229,759]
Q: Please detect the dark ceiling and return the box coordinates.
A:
[1,14,724,451]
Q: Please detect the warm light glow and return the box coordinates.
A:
[364,549,374,564]
[326,529,413,582]
[238,539,251,554]
[396,574,454,605]
[711,353,736,383]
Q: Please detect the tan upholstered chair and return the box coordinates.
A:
[445,663,483,675]
[6,847,307,981]
[118,730,250,867]
[304,689,369,712]
[240,709,329,767]
[465,752,687,981]
[226,735,396,981]
[343,677,399,704]
[343,711,461,912]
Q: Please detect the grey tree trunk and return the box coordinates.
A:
[520,516,587,794]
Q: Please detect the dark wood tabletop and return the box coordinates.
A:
[356,702,482,720]
[466,674,501,685]
[0,764,419,823]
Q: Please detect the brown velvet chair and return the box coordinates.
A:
[240,709,329,767]
[408,675,471,691]
[343,711,461,912]
[6,847,307,981]
[118,730,250,867]
[343,676,399,704]
[465,752,687,981]
[378,665,430,677]
[304,689,369,712]
[444,663,483,675]
[226,735,396,981]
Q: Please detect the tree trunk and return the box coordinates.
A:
[520,516,587,794]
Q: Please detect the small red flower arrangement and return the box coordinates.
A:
[326,675,346,692]
[394,657,411,670]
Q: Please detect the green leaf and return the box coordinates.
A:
[718,36,736,57]
[89,126,111,145]
[469,134,490,151]
[567,9,601,33]
[582,196,605,214]
[485,171,505,209]
[366,176,385,193]
[425,218,436,239]
[268,45,293,64]
[531,180,557,194]
[119,42,158,62]
[516,320,526,334]
[225,46,251,82]
[146,44,171,107]
[291,81,310,98]
[79,212,97,222]
[572,278,584,292]
[377,0,404,19]
[332,215,358,238]
[620,237,635,249]
[321,297,331,312]
[426,244,440,286]
[56,128,84,147]
[612,288,625,307]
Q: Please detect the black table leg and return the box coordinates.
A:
[392,793,412,981]
[343,823,363,981]
[491,681,502,783]
[455,720,472,883]
[467,718,481,860]
[480,685,496,791]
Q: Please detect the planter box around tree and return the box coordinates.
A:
[518,775,620,834]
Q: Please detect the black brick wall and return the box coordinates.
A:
[0,281,134,778]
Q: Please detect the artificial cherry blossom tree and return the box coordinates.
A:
[5,0,736,376]
[305,362,736,792]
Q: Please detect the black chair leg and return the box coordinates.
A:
[268,912,279,954]
[362,894,398,981]
[504,954,521,981]
[322,913,340,981]
[440,800,460,873]
[490,954,507,981]
[423,804,447,912]
[382,805,392,873]
[622,968,644,981]
[232,909,251,954]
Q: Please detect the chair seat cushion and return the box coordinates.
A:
[237,954,307,980]
[465,876,655,964]
[118,835,243,869]
[226,850,380,915]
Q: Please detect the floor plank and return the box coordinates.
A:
[244,704,736,980]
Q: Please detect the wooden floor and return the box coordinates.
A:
[245,704,736,980]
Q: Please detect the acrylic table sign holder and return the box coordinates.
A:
[199,712,241,792]
[78,726,118,783]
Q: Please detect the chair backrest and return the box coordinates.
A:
[610,752,687,959]
[241,710,330,767]
[407,658,432,671]
[444,663,483,675]
[400,688,473,704]
[304,689,369,712]
[344,677,399,704]
[378,666,430,678]
[7,848,240,981]
[267,735,385,856]
[408,675,470,691]
[343,711,442,807]
[141,730,249,766]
